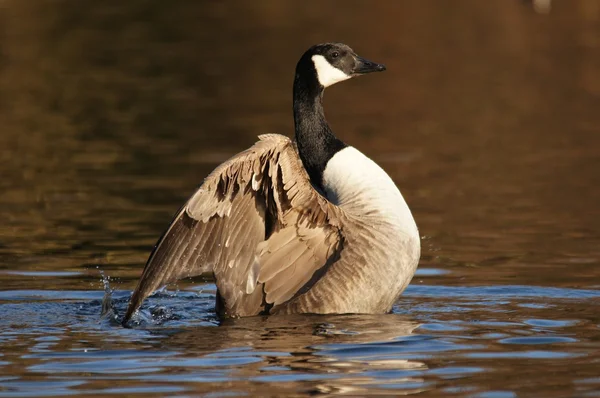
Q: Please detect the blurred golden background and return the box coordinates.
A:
[1,2,600,397]
[1,0,599,287]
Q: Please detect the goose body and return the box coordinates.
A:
[123,43,420,323]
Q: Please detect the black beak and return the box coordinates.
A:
[352,55,386,75]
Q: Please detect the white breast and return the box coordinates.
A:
[322,147,419,239]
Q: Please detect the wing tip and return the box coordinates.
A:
[121,292,141,327]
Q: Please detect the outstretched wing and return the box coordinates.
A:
[123,134,344,323]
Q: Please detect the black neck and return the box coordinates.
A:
[293,62,346,190]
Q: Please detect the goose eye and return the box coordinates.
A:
[331,51,339,59]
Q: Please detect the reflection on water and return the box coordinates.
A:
[1,281,599,397]
[1,0,599,396]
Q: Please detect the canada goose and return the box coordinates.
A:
[123,43,420,324]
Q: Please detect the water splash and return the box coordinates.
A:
[121,284,188,328]
[99,269,120,325]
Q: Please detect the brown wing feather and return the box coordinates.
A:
[123,134,344,323]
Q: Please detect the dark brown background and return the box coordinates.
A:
[0,1,599,396]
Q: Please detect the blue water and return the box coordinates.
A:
[1,272,599,397]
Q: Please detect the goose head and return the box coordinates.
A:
[296,43,386,89]
[292,43,386,190]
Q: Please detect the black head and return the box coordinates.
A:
[296,43,386,89]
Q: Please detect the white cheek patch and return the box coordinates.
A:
[311,55,351,88]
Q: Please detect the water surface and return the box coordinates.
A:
[1,1,599,396]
